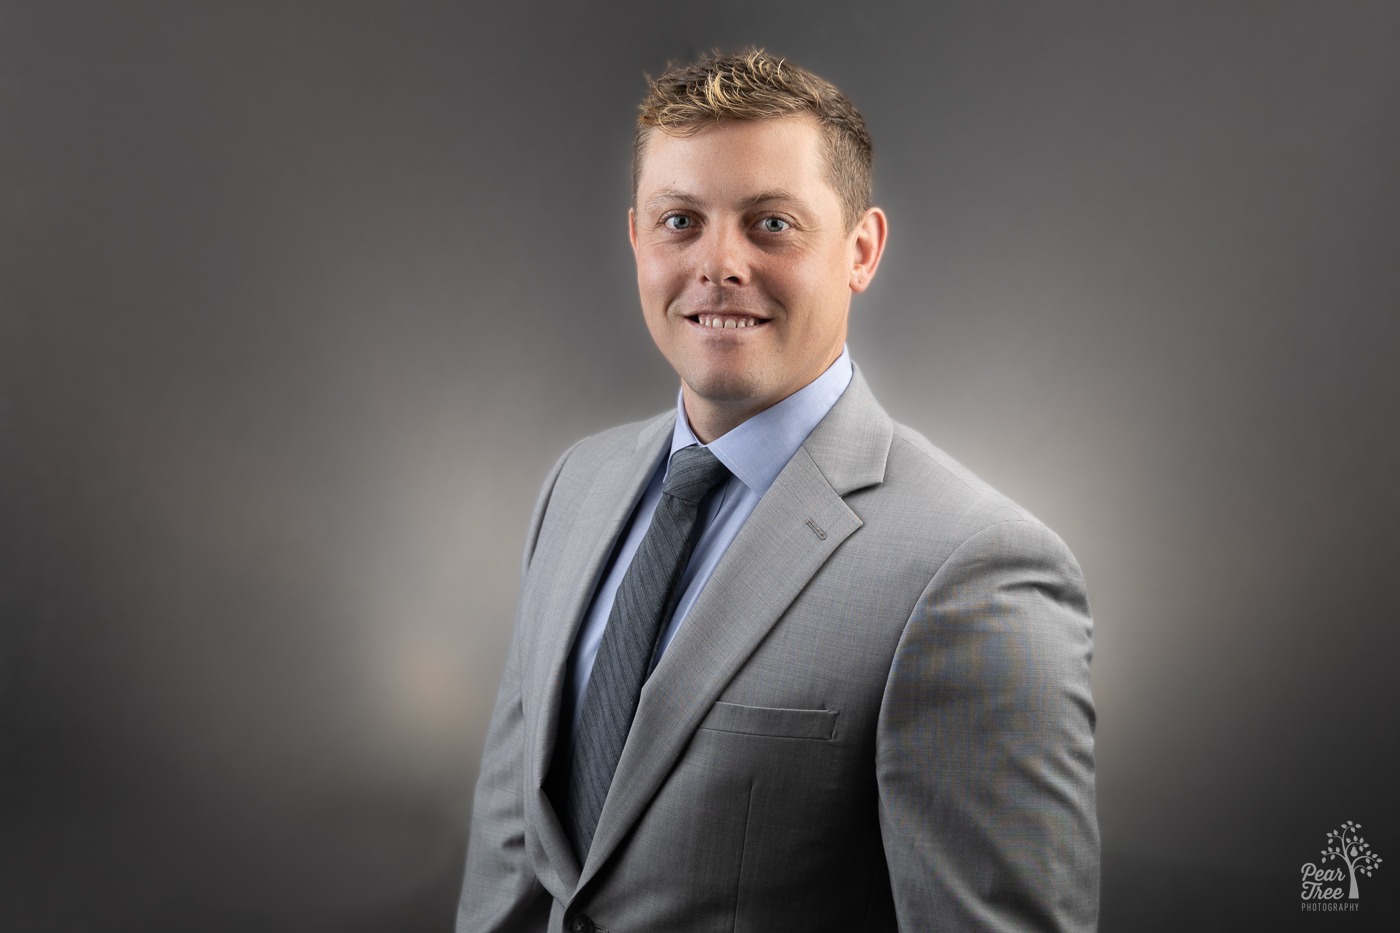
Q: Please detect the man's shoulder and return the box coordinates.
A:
[861,417,1061,546]
[887,421,1029,517]
[830,416,1085,595]
[519,410,674,561]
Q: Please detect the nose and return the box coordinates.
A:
[698,224,748,287]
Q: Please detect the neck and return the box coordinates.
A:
[680,348,847,443]
[681,393,768,444]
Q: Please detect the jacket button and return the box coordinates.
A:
[566,915,595,933]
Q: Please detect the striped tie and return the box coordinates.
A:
[562,444,730,860]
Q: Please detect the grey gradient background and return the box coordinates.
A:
[3,2,1398,931]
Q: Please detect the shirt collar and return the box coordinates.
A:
[668,346,853,495]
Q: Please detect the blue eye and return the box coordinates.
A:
[760,217,790,233]
[664,214,693,230]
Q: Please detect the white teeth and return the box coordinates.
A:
[697,314,759,329]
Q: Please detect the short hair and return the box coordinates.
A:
[634,48,873,231]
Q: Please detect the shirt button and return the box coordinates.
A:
[566,915,595,933]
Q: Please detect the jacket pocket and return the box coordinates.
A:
[698,701,838,740]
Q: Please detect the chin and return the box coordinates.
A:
[682,367,774,409]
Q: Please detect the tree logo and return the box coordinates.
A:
[1300,820,1382,912]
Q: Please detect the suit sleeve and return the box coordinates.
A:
[457,445,578,932]
[876,518,1099,931]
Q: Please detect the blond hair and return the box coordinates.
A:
[634,48,873,230]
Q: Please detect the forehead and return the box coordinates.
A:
[636,116,832,201]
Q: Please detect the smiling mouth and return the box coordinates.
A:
[687,313,769,329]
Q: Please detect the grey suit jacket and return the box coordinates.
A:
[460,371,1098,931]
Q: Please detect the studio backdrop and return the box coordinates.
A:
[3,2,1398,930]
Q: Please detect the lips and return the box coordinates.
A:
[687,312,769,329]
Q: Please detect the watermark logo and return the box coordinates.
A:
[1300,820,1382,913]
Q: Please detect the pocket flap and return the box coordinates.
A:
[699,701,838,740]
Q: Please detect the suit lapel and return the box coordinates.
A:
[524,412,673,892]
[577,370,894,889]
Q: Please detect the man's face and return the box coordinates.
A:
[630,116,884,439]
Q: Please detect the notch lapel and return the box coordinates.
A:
[522,412,673,894]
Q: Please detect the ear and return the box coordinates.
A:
[848,207,888,294]
[628,207,639,257]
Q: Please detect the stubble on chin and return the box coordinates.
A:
[679,362,770,408]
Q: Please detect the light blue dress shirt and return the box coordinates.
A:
[559,348,854,747]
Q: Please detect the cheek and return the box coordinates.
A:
[636,251,683,304]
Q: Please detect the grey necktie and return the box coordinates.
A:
[562,444,730,861]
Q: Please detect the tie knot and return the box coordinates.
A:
[662,445,729,504]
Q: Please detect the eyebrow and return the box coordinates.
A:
[642,188,810,213]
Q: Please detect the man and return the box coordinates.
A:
[460,49,1097,931]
